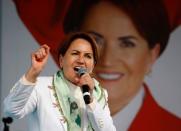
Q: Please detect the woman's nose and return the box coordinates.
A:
[99,45,115,66]
[77,55,85,63]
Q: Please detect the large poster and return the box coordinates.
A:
[1,0,181,130]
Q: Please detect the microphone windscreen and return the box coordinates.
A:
[74,67,87,76]
[2,117,13,124]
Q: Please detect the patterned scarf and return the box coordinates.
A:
[53,70,106,131]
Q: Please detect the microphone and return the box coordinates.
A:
[2,117,13,124]
[2,117,13,131]
[74,67,91,104]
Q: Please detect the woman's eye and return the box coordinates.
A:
[71,52,78,55]
[120,39,136,48]
[85,54,93,59]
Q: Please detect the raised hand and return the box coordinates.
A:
[25,45,50,82]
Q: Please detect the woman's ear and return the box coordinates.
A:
[59,55,63,68]
[146,43,160,75]
[150,43,160,64]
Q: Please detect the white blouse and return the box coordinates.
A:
[113,87,144,131]
[3,76,116,131]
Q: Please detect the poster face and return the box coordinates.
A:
[1,0,181,131]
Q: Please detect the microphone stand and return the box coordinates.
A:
[2,117,13,131]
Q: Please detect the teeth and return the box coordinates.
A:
[74,67,81,71]
[98,73,121,80]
